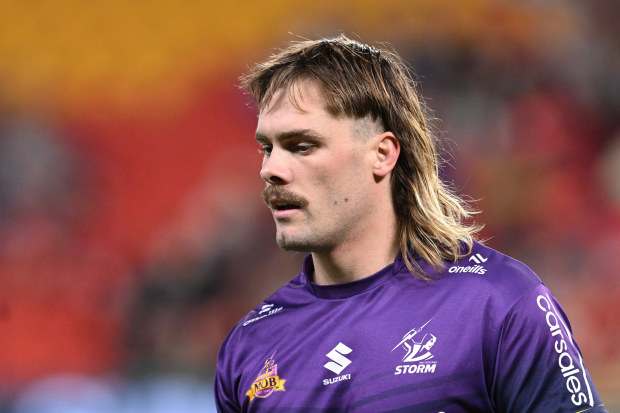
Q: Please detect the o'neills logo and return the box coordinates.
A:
[449,253,488,275]
[536,294,593,408]
[246,355,286,403]
[243,303,284,327]
[448,265,486,275]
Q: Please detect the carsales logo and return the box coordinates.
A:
[536,294,593,408]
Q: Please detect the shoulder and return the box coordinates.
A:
[218,271,309,351]
[417,241,545,318]
[215,270,316,405]
[448,241,541,292]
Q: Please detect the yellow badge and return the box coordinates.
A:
[246,356,286,402]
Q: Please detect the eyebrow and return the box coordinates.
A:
[255,129,324,143]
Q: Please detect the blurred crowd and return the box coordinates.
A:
[0,0,618,411]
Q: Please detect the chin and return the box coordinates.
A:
[276,232,334,253]
[276,230,313,251]
[276,237,311,252]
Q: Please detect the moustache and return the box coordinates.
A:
[262,186,309,208]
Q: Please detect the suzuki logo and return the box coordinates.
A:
[324,342,353,374]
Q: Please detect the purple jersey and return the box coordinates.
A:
[215,242,606,412]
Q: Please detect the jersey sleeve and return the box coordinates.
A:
[214,331,242,413]
[491,283,607,412]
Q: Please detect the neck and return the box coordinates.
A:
[311,213,400,285]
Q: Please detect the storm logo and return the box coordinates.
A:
[392,319,437,362]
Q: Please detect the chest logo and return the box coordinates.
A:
[323,342,353,386]
[324,342,353,374]
[392,319,438,375]
[246,354,286,402]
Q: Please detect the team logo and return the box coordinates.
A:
[246,354,286,402]
[392,319,436,362]
[392,319,438,375]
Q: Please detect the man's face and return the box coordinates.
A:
[255,81,379,253]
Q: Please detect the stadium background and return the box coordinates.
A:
[0,0,618,411]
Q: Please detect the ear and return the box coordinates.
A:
[373,132,400,178]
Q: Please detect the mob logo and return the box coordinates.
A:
[324,342,353,374]
[246,355,286,402]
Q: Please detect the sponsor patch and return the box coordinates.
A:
[246,354,286,402]
[323,342,353,385]
[536,294,593,407]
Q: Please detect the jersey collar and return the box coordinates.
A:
[301,253,405,299]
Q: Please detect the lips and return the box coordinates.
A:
[271,200,301,219]
[268,196,302,218]
[272,201,301,211]
[263,186,308,218]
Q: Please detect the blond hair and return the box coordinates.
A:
[240,35,481,279]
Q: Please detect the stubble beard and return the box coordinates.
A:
[276,231,311,252]
[276,232,335,253]
[275,223,321,252]
[274,214,350,254]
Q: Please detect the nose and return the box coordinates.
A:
[260,149,291,185]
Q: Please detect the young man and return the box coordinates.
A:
[215,36,606,412]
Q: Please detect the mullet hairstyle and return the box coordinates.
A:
[240,35,481,279]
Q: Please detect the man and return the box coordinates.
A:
[215,36,606,412]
